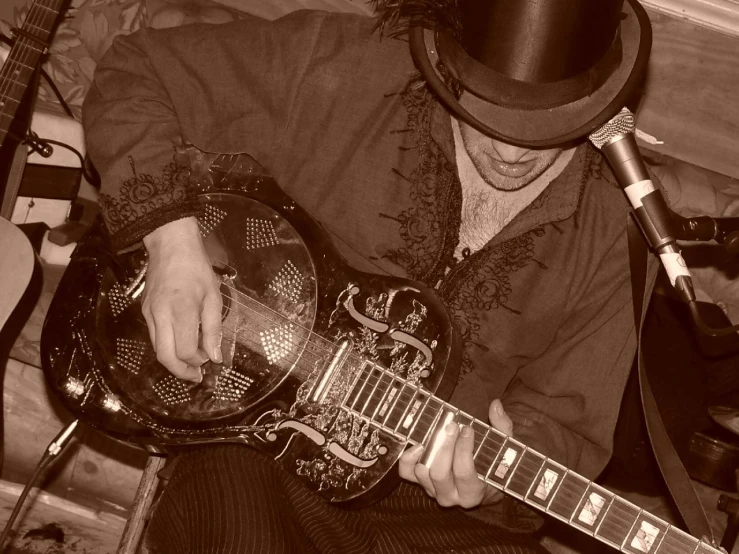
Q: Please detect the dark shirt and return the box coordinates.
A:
[83,10,656,480]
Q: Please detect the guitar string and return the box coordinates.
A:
[0,0,59,114]
[126,284,699,550]
[0,0,58,126]
[340,374,703,554]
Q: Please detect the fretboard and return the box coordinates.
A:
[0,0,66,145]
[341,361,720,554]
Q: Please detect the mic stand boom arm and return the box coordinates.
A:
[671,212,739,256]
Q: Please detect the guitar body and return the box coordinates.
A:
[41,172,461,504]
[0,219,35,329]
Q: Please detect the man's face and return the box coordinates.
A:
[458,121,564,191]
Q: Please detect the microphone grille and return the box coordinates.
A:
[588,107,636,149]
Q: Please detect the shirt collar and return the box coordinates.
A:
[429,102,587,241]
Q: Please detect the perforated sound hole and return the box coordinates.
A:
[153,374,193,406]
[116,338,147,375]
[197,204,228,237]
[244,217,280,249]
[268,261,304,303]
[260,323,299,365]
[97,191,318,425]
[214,367,255,402]
[107,283,133,317]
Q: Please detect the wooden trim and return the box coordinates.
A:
[642,0,739,36]
[636,7,739,179]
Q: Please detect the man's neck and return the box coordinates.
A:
[451,118,576,258]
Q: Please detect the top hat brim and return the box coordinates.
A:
[408,0,652,148]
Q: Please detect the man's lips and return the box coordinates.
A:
[486,156,535,178]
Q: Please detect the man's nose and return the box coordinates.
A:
[491,140,529,163]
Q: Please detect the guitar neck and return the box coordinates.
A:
[340,360,719,554]
[0,0,67,146]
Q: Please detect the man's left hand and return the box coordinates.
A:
[398,399,512,509]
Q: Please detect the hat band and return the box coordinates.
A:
[436,27,623,110]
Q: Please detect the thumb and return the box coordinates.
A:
[488,399,513,437]
[200,288,223,364]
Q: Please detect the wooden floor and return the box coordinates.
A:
[1,358,147,553]
[0,481,126,554]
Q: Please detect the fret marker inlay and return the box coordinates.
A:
[534,469,559,501]
[578,492,606,526]
[403,399,422,429]
[631,521,660,553]
[378,386,397,418]
[494,448,518,479]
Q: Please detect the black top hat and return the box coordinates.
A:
[405,0,653,147]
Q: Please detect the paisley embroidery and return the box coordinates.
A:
[380,80,551,377]
[99,154,199,248]
[380,80,461,285]
[441,230,545,374]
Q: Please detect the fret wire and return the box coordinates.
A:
[417,395,448,444]
[483,435,509,481]
[1,61,37,74]
[592,493,614,538]
[501,444,528,492]
[338,357,366,410]
[335,364,715,554]
[391,386,419,435]
[650,522,669,554]
[520,452,544,500]
[364,367,388,416]
[384,384,420,435]
[687,533,702,554]
[596,495,685,553]
[456,412,473,427]
[407,391,437,446]
[380,378,407,428]
[368,371,395,422]
[545,467,569,512]
[473,424,489,460]
[661,531,702,554]
[689,535,701,554]
[347,363,373,412]
[619,507,642,550]
[562,474,590,525]
[345,385,720,554]
[410,394,443,442]
[357,367,382,417]
[0,0,61,136]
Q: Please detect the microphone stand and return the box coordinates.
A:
[671,212,739,256]
[667,211,739,337]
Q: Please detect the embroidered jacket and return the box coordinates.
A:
[83,10,653,484]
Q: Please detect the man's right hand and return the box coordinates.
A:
[142,217,223,382]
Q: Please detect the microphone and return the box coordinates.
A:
[588,108,696,303]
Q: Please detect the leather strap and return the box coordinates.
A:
[627,214,714,542]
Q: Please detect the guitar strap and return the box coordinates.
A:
[627,214,715,543]
[1,145,27,220]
